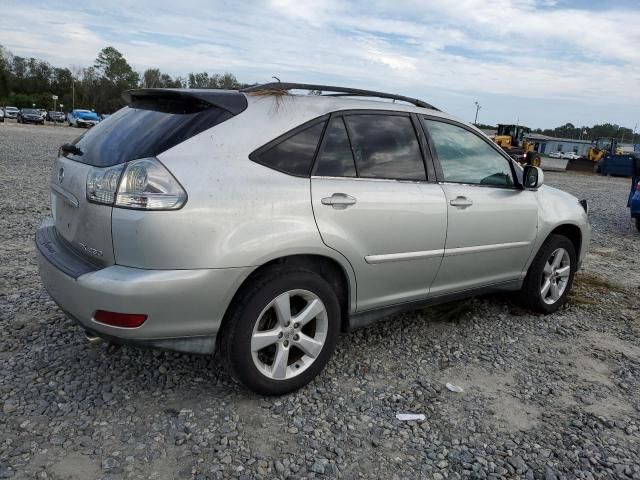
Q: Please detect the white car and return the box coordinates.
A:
[0,108,4,123]
[548,151,564,159]
[561,152,581,160]
[3,106,19,119]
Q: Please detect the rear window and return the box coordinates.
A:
[66,97,236,167]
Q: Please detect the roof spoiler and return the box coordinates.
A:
[122,88,248,115]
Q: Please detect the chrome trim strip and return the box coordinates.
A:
[311,175,434,185]
[50,183,79,208]
[365,249,444,264]
[365,241,530,264]
[444,241,530,257]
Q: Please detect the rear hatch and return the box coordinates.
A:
[50,89,247,267]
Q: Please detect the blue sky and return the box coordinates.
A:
[1,0,639,129]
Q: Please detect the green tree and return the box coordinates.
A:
[0,44,259,114]
[187,71,248,89]
[142,68,183,88]
[188,72,219,88]
[94,46,139,87]
[90,47,140,113]
[218,73,240,89]
[0,46,10,98]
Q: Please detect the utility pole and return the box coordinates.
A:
[474,101,482,125]
[72,78,75,111]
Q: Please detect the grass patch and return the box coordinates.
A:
[573,272,623,291]
[568,292,599,305]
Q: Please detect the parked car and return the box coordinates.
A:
[0,108,4,123]
[36,83,591,395]
[561,152,581,160]
[47,111,66,122]
[548,151,564,158]
[68,109,100,128]
[629,155,640,232]
[3,106,19,119]
[17,108,45,125]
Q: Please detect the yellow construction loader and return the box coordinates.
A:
[491,124,541,167]
[587,137,623,162]
[567,137,624,172]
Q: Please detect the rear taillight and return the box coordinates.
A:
[86,164,124,204]
[86,157,187,210]
[94,310,147,328]
[636,182,640,192]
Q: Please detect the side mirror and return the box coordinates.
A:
[523,165,544,190]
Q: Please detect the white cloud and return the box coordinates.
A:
[0,0,638,127]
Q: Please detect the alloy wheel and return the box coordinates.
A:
[251,289,328,380]
[541,247,571,305]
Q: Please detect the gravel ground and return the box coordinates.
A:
[1,121,639,480]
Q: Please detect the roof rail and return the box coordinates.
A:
[241,82,439,111]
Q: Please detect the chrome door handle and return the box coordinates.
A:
[450,196,473,208]
[321,193,357,209]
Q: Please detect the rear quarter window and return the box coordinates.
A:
[250,120,327,177]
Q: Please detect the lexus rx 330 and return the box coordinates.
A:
[37,83,590,395]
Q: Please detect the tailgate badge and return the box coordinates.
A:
[58,167,65,183]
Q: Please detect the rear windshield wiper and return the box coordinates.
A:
[60,143,83,156]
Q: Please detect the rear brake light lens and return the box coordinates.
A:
[115,158,187,210]
[636,182,640,192]
[94,310,147,328]
[86,157,187,210]
[86,164,124,204]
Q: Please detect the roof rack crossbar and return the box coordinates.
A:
[241,82,439,111]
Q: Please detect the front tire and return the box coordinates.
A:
[518,234,576,314]
[220,266,341,395]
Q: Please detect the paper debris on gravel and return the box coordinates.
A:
[396,413,426,421]
[446,382,464,393]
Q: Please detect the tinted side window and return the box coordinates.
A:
[423,119,514,187]
[253,121,326,177]
[314,117,356,177]
[344,115,426,181]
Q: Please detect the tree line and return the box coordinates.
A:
[0,45,251,114]
[2,44,638,143]
[476,121,638,145]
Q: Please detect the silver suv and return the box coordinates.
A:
[37,83,590,395]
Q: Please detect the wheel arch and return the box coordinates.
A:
[548,223,582,258]
[222,254,355,334]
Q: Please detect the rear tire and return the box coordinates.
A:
[635,218,640,232]
[219,266,341,395]
[517,234,576,314]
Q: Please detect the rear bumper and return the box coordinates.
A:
[36,218,252,354]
